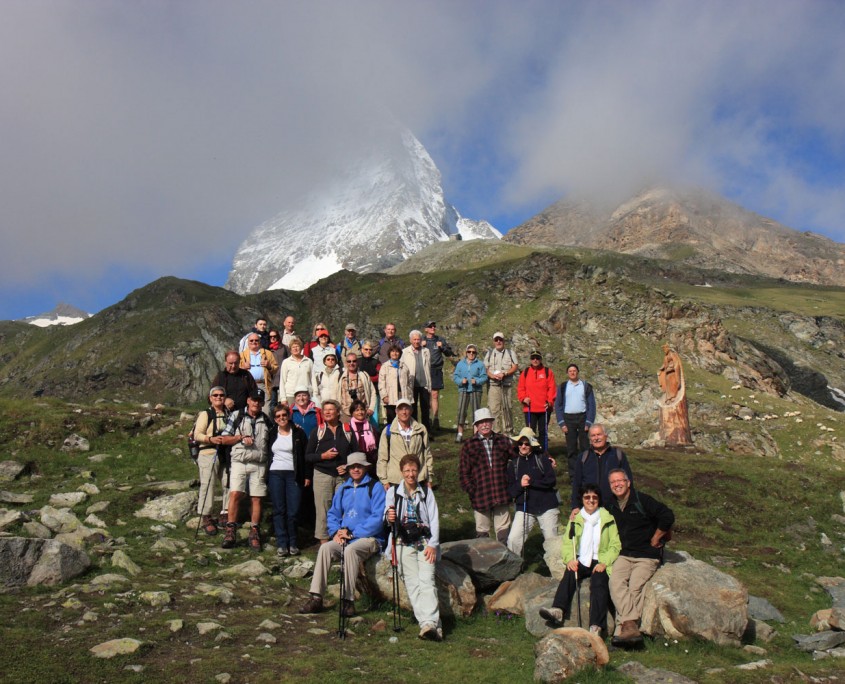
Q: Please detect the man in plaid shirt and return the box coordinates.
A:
[458,408,516,543]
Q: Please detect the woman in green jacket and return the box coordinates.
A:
[539,483,621,636]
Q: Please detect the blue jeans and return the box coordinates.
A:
[268,470,301,548]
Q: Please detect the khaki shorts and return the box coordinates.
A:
[229,461,267,497]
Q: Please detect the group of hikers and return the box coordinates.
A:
[189,315,675,645]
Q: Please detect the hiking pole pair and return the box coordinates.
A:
[194,446,220,540]
[568,520,582,627]
[391,519,402,632]
[338,537,348,640]
[521,487,529,560]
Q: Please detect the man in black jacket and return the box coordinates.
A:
[606,468,674,645]
[211,351,258,411]
[569,424,633,519]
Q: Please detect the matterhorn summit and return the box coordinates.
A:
[225,125,499,294]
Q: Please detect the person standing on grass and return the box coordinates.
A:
[280,337,314,405]
[485,332,519,435]
[211,350,257,411]
[379,344,413,425]
[268,403,310,558]
[377,398,434,490]
[401,330,433,433]
[212,389,273,551]
[422,320,455,432]
[386,454,443,641]
[452,344,488,443]
[554,363,596,479]
[606,469,674,645]
[458,408,515,543]
[517,350,556,449]
[191,386,231,535]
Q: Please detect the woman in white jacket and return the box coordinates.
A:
[385,453,442,641]
[280,337,314,404]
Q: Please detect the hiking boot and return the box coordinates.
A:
[589,625,602,636]
[218,512,228,528]
[201,515,218,536]
[433,417,440,432]
[221,522,237,549]
[299,594,323,614]
[248,524,261,552]
[276,546,289,558]
[419,622,442,641]
[454,432,462,443]
[539,607,564,625]
[341,600,356,618]
[289,546,300,556]
[617,620,641,642]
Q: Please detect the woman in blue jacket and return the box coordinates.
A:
[452,344,488,442]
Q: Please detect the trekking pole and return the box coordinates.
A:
[391,519,402,632]
[521,487,528,560]
[194,446,219,539]
[544,408,551,452]
[569,521,582,627]
[338,537,347,640]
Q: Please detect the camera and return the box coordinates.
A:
[188,436,201,460]
[348,388,358,401]
[398,522,431,546]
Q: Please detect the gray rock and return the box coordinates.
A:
[735,659,772,671]
[0,537,90,587]
[743,618,777,643]
[110,550,141,576]
[78,483,100,496]
[167,619,183,633]
[794,631,845,652]
[55,525,109,548]
[440,538,522,590]
[195,582,234,604]
[256,632,277,644]
[640,556,748,646]
[88,573,130,589]
[197,621,224,635]
[218,560,270,579]
[817,576,845,610]
[22,521,52,538]
[258,619,281,630]
[215,674,232,683]
[747,595,785,623]
[89,638,142,658]
[145,479,196,492]
[61,434,90,452]
[86,501,111,515]
[134,491,197,523]
[139,591,171,607]
[0,491,34,504]
[282,559,314,579]
[0,508,24,530]
[363,554,477,619]
[487,572,553,615]
[0,461,28,482]
[87,454,112,463]
[39,506,81,533]
[617,661,698,684]
[84,514,107,529]
[533,627,609,682]
[543,535,566,580]
[524,580,614,638]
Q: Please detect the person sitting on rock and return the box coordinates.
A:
[505,427,559,558]
[299,452,386,617]
[606,468,675,646]
[386,454,442,641]
[211,389,273,551]
[539,483,620,637]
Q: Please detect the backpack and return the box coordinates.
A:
[317,422,353,442]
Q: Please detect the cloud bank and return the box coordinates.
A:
[1,0,843,312]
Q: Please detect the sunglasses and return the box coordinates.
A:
[582,495,599,501]
[269,335,279,339]
[211,393,225,398]
[348,464,366,470]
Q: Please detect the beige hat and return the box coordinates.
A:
[492,332,505,340]
[473,407,494,425]
[346,452,370,468]
[511,426,540,447]
[396,398,413,409]
[294,385,311,395]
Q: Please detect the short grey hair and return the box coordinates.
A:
[409,329,422,340]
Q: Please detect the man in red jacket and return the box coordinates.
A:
[517,350,557,450]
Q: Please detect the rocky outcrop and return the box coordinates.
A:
[0,537,91,587]
[440,538,522,590]
[135,491,197,523]
[533,627,609,682]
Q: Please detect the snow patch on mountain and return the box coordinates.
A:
[226,126,498,294]
[22,303,91,327]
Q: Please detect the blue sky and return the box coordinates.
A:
[2,0,844,320]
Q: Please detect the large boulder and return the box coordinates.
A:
[134,491,197,523]
[524,579,615,638]
[543,535,567,580]
[363,555,477,618]
[0,537,91,587]
[640,554,748,646]
[440,538,522,590]
[533,627,609,683]
[487,572,554,615]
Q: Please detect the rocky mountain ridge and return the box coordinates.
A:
[504,186,845,287]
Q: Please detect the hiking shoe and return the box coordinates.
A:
[276,546,289,558]
[221,522,237,549]
[454,432,462,443]
[218,512,228,528]
[289,546,301,556]
[419,623,442,641]
[201,515,218,536]
[341,600,356,618]
[433,417,440,432]
[617,620,641,642]
[248,525,261,552]
[539,607,564,625]
[589,625,602,636]
[298,594,323,614]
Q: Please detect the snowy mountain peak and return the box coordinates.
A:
[225,126,498,294]
[23,303,91,327]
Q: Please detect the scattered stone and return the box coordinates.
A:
[39,506,80,533]
[747,595,785,623]
[84,514,107,528]
[523,580,610,638]
[440,538,522,590]
[194,583,234,604]
[0,537,91,587]
[22,521,52,538]
[62,597,84,610]
[134,491,197,523]
[214,631,232,642]
[258,619,281,630]
[86,501,110,515]
[146,479,196,492]
[307,628,329,635]
[219,560,270,579]
[617,661,697,684]
[167,619,184,633]
[110,550,140,576]
[811,609,832,631]
[282,559,314,579]
[215,674,232,683]
[139,591,171,607]
[0,491,33,504]
[197,621,224,635]
[821,532,833,546]
[78,483,100,496]
[49,492,88,508]
[55,525,108,548]
[0,461,28,482]
[82,611,98,622]
[743,618,776,643]
[817,576,845,610]
[89,638,142,658]
[87,454,111,463]
[736,659,772,671]
[487,572,553,615]
[256,632,277,644]
[151,538,180,553]
[640,556,748,646]
[124,665,144,673]
[0,508,24,530]
[533,627,609,682]
[372,619,387,632]
[743,645,767,656]
[793,631,845,652]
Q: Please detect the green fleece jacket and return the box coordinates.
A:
[561,507,621,575]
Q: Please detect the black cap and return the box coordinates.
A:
[425,320,436,327]
[249,389,265,402]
